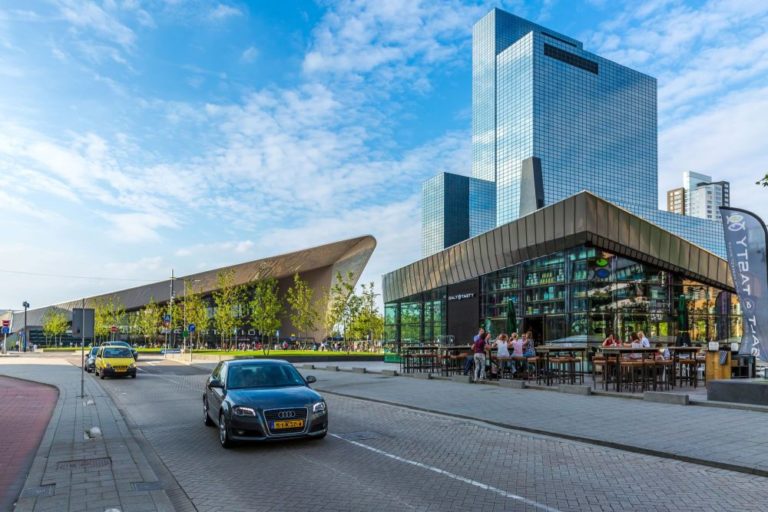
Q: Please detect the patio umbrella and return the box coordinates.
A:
[505,298,517,334]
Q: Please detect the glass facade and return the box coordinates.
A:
[468,8,726,258]
[421,173,469,257]
[469,177,496,237]
[384,245,741,351]
[472,9,657,225]
[422,172,496,257]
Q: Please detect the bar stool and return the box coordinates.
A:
[550,355,576,384]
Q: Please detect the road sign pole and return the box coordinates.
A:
[80,298,85,399]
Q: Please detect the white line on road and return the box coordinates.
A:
[330,433,562,512]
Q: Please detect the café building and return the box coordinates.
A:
[383,192,740,350]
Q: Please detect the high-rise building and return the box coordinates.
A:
[420,8,725,258]
[667,187,686,215]
[683,171,730,221]
[421,173,495,256]
[472,9,657,223]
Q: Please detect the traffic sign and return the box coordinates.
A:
[188,323,195,333]
[110,325,117,333]
[1,326,8,334]
[163,315,171,322]
[2,320,9,327]
[182,330,189,338]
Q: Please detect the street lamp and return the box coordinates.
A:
[22,301,29,352]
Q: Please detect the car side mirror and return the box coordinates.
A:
[209,379,224,389]
[305,375,317,384]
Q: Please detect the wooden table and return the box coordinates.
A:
[668,346,703,388]
[537,345,588,386]
[600,347,659,393]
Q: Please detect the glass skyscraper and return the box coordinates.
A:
[422,173,495,257]
[421,8,726,258]
[473,8,657,223]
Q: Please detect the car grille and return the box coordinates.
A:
[111,366,128,372]
[263,408,308,435]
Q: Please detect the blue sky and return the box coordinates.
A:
[0,0,765,310]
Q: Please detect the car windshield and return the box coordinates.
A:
[107,342,130,348]
[103,347,132,358]
[90,347,99,356]
[226,364,305,389]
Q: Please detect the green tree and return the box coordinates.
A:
[41,309,68,346]
[213,269,239,350]
[347,282,383,348]
[251,277,282,354]
[94,296,125,342]
[136,297,161,347]
[325,271,356,349]
[184,280,209,349]
[286,273,318,346]
[757,174,768,187]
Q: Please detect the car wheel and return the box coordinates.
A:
[99,371,105,380]
[204,399,214,427]
[131,374,136,379]
[218,412,233,448]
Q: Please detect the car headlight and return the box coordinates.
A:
[233,406,256,416]
[312,401,327,414]
[129,363,135,369]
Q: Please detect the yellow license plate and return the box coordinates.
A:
[272,420,304,429]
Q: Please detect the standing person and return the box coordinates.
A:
[472,331,489,382]
[464,327,485,375]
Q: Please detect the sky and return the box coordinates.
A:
[0,0,766,312]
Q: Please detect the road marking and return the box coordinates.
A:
[330,433,562,512]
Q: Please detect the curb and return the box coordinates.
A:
[316,387,768,479]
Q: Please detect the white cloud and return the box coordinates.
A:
[54,0,136,48]
[209,4,242,21]
[241,45,258,63]
[659,85,768,220]
[302,0,487,92]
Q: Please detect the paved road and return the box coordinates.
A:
[84,360,768,512]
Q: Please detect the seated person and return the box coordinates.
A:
[602,332,621,347]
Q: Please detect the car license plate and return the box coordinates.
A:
[272,420,304,429]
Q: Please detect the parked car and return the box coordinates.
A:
[85,346,99,373]
[101,340,138,360]
[95,346,137,379]
[202,359,327,448]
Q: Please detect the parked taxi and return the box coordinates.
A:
[95,345,137,379]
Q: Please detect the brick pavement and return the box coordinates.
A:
[0,357,175,512]
[100,363,768,511]
[0,376,58,512]
[303,367,768,476]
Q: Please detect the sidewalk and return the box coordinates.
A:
[0,357,175,512]
[303,366,768,476]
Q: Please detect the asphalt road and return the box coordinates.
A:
[87,358,768,512]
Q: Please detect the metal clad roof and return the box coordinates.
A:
[382,192,734,302]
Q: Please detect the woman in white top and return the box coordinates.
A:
[494,333,510,375]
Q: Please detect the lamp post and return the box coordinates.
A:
[22,301,29,352]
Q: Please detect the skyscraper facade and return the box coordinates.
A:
[422,173,496,257]
[667,187,686,215]
[421,8,726,259]
[683,171,730,221]
[472,9,657,224]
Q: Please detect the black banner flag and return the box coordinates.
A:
[720,207,768,362]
